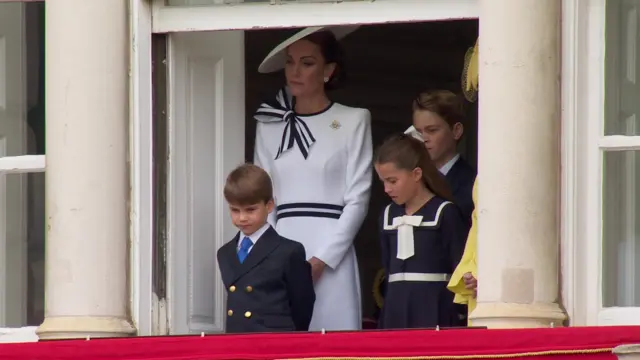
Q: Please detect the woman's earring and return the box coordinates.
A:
[324,77,329,83]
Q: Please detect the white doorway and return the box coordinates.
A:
[164,20,478,334]
[166,31,245,334]
[155,0,480,336]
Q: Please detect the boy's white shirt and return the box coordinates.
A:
[439,154,460,176]
[238,222,271,254]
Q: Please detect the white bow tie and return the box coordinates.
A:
[390,215,423,260]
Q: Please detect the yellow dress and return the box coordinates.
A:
[447,178,478,325]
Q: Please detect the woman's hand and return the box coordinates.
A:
[308,257,326,284]
[463,272,477,298]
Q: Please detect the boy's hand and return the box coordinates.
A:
[308,257,326,284]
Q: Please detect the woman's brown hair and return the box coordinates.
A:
[374,134,453,202]
[302,31,346,91]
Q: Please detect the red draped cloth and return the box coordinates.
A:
[0,326,638,360]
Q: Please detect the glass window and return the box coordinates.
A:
[0,2,45,157]
[0,1,45,327]
[0,172,45,327]
[604,0,640,136]
[602,0,640,307]
[602,150,640,307]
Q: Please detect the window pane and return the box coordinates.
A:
[0,172,45,327]
[602,150,640,307]
[0,2,46,157]
[604,0,640,136]
[165,0,362,5]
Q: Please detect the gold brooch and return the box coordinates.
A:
[330,120,341,130]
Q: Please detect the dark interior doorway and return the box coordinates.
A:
[244,20,479,320]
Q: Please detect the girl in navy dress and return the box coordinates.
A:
[374,134,469,329]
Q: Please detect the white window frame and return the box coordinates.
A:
[0,0,46,341]
[0,157,45,341]
[148,0,606,330]
[148,0,481,335]
[150,0,479,33]
[560,0,585,326]
[595,0,640,322]
[567,0,640,326]
[0,156,44,174]
[130,0,154,336]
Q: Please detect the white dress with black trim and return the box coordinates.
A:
[254,87,373,331]
[378,196,468,329]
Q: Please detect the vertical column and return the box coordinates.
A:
[36,0,135,339]
[614,345,640,360]
[470,0,567,328]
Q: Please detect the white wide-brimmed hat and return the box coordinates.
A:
[258,25,360,74]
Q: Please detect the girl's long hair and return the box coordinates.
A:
[374,134,453,202]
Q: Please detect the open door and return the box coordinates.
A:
[167,30,245,334]
[0,2,28,327]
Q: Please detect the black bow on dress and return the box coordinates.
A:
[254,87,316,160]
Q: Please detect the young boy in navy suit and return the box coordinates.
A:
[217,163,315,333]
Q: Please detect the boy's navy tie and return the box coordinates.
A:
[237,236,253,263]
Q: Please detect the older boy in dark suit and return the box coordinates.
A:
[409,90,477,224]
[406,90,477,326]
[217,163,315,333]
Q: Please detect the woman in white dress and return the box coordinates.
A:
[253,26,372,331]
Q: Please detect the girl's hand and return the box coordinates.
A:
[308,257,326,284]
[463,272,477,298]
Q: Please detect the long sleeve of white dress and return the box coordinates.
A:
[253,122,278,227]
[314,110,373,269]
